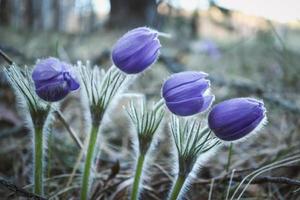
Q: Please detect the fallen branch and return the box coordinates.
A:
[0,177,47,200]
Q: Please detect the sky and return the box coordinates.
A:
[216,0,300,23]
[89,0,300,23]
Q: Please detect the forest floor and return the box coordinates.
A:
[0,24,300,199]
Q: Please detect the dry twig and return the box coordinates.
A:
[195,175,300,187]
[54,110,83,149]
[0,177,47,200]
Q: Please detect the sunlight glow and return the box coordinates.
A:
[217,0,300,23]
[170,0,300,23]
[89,0,300,23]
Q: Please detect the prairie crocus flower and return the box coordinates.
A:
[208,98,267,141]
[162,71,214,116]
[4,64,53,196]
[112,27,161,74]
[196,39,221,59]
[32,57,80,102]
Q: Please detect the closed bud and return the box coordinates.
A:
[112,27,161,74]
[162,71,214,116]
[32,57,80,102]
[208,97,267,141]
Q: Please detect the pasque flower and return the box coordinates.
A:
[162,71,214,116]
[32,57,80,102]
[112,27,161,74]
[208,98,267,141]
[4,64,54,195]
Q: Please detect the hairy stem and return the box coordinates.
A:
[80,125,100,200]
[226,143,234,172]
[131,154,145,200]
[168,175,186,200]
[34,127,44,195]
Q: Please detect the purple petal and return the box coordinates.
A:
[32,57,63,82]
[112,29,157,61]
[165,97,206,116]
[32,57,80,102]
[209,98,263,129]
[35,80,70,102]
[162,71,208,96]
[208,98,266,141]
[117,39,160,74]
[34,73,64,89]
[219,114,265,141]
[199,95,214,112]
[64,71,80,90]
[163,79,209,102]
[112,27,161,74]
[67,78,80,91]
[162,71,213,116]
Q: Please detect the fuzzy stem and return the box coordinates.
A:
[226,143,234,172]
[34,127,44,195]
[131,154,145,200]
[80,125,100,200]
[168,175,186,200]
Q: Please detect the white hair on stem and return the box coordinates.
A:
[76,61,138,200]
[75,61,135,127]
[2,64,56,193]
[168,115,222,200]
[124,97,165,198]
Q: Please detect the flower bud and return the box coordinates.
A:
[112,27,161,74]
[32,57,80,102]
[208,98,267,141]
[162,71,214,116]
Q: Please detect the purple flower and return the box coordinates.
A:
[112,27,161,74]
[162,71,214,116]
[198,39,221,59]
[208,98,266,141]
[32,57,80,102]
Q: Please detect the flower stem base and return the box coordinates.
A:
[34,127,44,195]
[226,143,234,172]
[80,126,99,200]
[131,154,145,200]
[168,175,186,200]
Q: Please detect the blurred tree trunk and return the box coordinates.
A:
[41,0,53,30]
[58,0,75,32]
[78,0,96,33]
[32,0,42,29]
[191,10,200,39]
[53,0,61,30]
[108,0,157,28]
[24,0,34,28]
[1,0,98,32]
[10,0,19,28]
[0,0,11,25]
